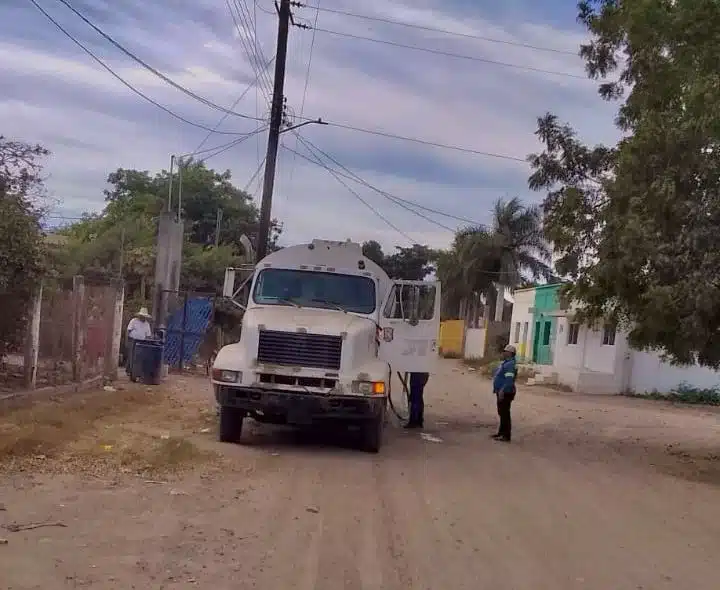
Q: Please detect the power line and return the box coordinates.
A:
[30,0,255,135]
[304,26,587,80]
[54,0,266,122]
[282,140,415,243]
[190,56,275,156]
[295,134,484,227]
[294,134,456,232]
[227,0,274,102]
[195,128,268,163]
[243,156,267,193]
[295,115,528,162]
[286,0,320,186]
[291,3,579,56]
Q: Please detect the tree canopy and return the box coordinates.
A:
[435,197,553,317]
[0,136,47,357]
[54,160,282,300]
[528,0,720,367]
[361,241,435,280]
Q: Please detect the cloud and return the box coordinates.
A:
[1,0,620,251]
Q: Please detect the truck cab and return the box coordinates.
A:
[211,239,440,452]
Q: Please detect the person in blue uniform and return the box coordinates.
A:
[405,372,429,429]
[492,344,518,442]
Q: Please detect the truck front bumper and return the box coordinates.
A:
[215,385,386,424]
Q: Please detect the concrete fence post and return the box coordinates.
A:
[23,281,43,389]
[104,281,125,382]
[71,275,86,382]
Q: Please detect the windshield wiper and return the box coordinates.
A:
[311,298,348,313]
[271,296,300,308]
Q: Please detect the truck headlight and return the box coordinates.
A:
[212,369,241,383]
[352,381,386,395]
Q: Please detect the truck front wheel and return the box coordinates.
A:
[362,414,384,453]
[219,406,245,443]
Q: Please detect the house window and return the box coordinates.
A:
[567,323,580,345]
[602,324,616,346]
[514,322,521,343]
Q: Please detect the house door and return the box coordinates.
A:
[535,319,554,365]
[532,321,541,363]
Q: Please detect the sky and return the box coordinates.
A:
[1,0,620,252]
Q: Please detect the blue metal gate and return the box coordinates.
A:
[163,291,215,368]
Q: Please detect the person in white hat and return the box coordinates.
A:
[491,344,518,442]
[125,307,153,375]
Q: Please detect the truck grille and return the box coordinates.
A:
[257,330,342,370]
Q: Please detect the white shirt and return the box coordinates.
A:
[127,318,153,340]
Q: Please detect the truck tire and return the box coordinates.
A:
[362,414,384,453]
[219,406,244,443]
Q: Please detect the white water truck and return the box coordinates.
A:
[211,239,441,452]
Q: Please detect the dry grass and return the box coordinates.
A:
[0,383,218,477]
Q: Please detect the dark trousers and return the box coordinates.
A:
[496,392,516,439]
[125,337,136,375]
[408,372,429,426]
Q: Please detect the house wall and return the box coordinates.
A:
[629,351,720,393]
[552,317,630,393]
[508,288,535,363]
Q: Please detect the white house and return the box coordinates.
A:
[509,284,720,394]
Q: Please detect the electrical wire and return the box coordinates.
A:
[285,0,320,187]
[291,3,580,56]
[282,140,415,243]
[190,56,275,156]
[227,0,273,102]
[54,0,266,122]
[306,26,587,80]
[295,133,484,227]
[194,128,268,163]
[30,0,255,135]
[236,0,275,100]
[294,134,457,232]
[294,114,528,161]
[243,156,267,192]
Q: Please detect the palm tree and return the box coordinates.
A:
[438,197,553,318]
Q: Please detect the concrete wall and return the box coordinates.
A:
[629,351,720,393]
[509,288,535,362]
[464,327,486,358]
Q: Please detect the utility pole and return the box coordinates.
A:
[256,0,292,262]
[215,208,223,247]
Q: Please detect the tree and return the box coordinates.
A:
[436,198,553,317]
[56,161,282,300]
[0,137,47,357]
[528,0,720,367]
[361,241,435,280]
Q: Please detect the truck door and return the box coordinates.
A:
[378,280,441,373]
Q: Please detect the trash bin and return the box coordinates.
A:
[131,339,164,385]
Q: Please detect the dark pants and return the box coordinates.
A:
[125,337,136,375]
[496,392,516,440]
[408,372,429,426]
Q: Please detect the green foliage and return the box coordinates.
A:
[54,160,282,299]
[360,241,435,280]
[436,197,553,316]
[624,384,720,407]
[0,136,47,357]
[529,0,720,367]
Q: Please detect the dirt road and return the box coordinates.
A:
[1,360,719,589]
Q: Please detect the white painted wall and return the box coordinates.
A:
[552,315,720,394]
[464,327,486,359]
[509,288,535,362]
[552,317,630,393]
[629,351,720,393]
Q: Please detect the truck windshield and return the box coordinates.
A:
[252,268,376,314]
